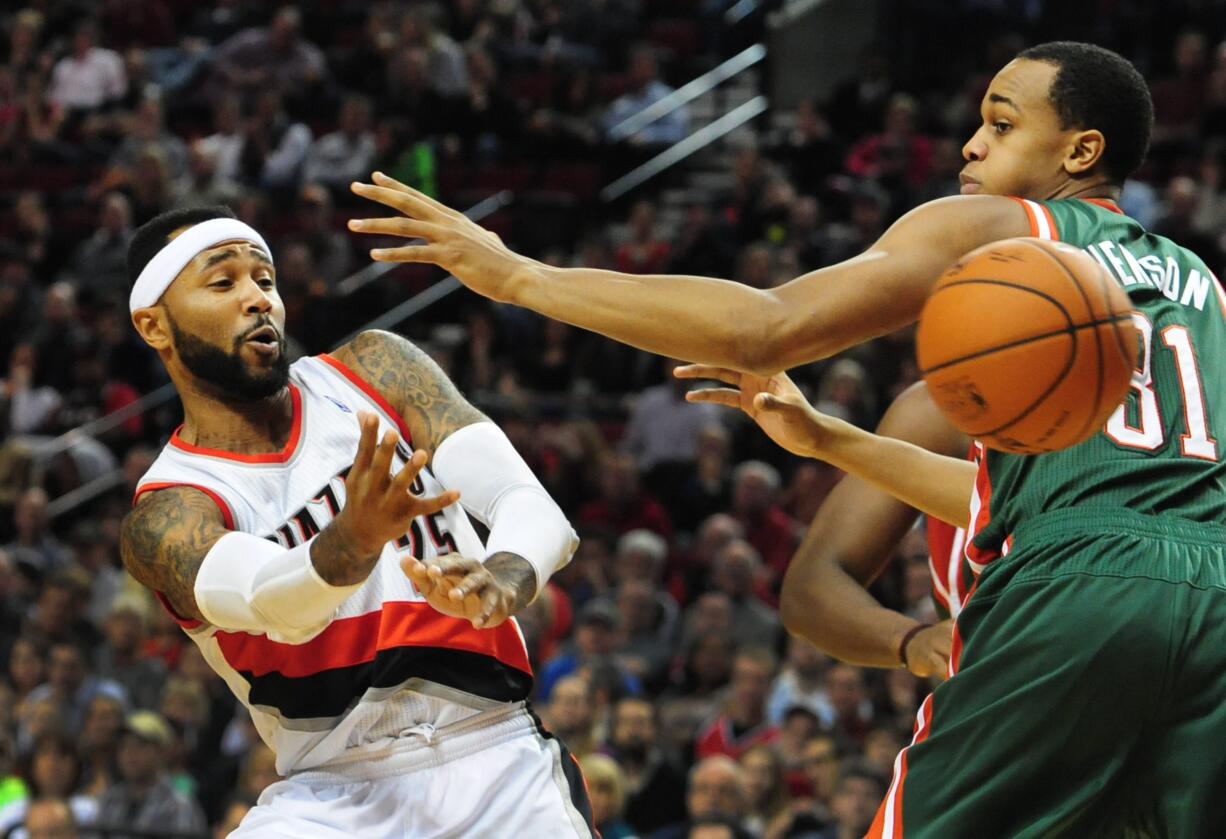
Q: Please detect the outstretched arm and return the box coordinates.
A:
[349,174,1031,374]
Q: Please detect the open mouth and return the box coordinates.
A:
[245,325,279,347]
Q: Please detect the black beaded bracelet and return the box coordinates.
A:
[898,623,933,668]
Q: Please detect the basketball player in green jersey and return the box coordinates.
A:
[353,41,1226,836]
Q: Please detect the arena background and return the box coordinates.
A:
[0,1,1223,836]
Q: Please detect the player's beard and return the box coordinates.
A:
[167,311,290,400]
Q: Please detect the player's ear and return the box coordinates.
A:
[131,307,173,351]
[1065,128,1106,177]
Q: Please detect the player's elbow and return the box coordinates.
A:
[736,292,837,375]
[779,562,820,638]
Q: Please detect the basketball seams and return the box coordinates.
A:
[1033,240,1108,445]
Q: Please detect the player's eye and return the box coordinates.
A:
[210,278,233,288]
[992,121,1011,135]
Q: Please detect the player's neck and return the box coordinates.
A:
[177,382,296,455]
[1045,177,1120,203]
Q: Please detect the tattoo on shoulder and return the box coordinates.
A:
[120,487,228,622]
[333,329,486,453]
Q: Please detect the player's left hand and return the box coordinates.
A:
[402,553,531,629]
[349,172,536,304]
[675,365,828,457]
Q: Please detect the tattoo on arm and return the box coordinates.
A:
[119,488,229,623]
[332,330,487,454]
[485,552,538,613]
[310,520,382,586]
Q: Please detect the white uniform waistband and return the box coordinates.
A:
[292,702,537,783]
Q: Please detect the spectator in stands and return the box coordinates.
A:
[451,44,522,158]
[25,639,125,735]
[7,637,46,704]
[238,90,312,193]
[5,491,69,578]
[180,140,241,208]
[544,675,597,758]
[579,452,673,541]
[653,755,749,839]
[93,593,165,712]
[46,20,126,113]
[537,600,641,702]
[824,664,873,749]
[1150,29,1210,147]
[1154,175,1225,268]
[4,10,45,89]
[605,696,688,835]
[196,94,244,191]
[1,345,60,436]
[613,576,677,686]
[285,184,352,284]
[768,637,834,727]
[709,540,780,649]
[579,753,636,839]
[95,712,205,838]
[603,44,688,147]
[68,193,133,301]
[694,647,779,760]
[11,192,59,280]
[399,4,469,97]
[813,761,889,839]
[22,797,78,839]
[79,693,125,798]
[304,95,377,191]
[210,6,326,104]
[0,731,97,833]
[845,93,933,189]
[108,96,188,184]
[740,745,788,837]
[616,200,672,274]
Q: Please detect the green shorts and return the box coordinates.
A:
[871,508,1226,839]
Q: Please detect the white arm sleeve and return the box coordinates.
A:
[194,532,363,644]
[431,422,578,598]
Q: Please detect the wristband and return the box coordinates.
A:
[898,623,933,668]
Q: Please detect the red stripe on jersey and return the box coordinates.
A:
[214,600,532,679]
[154,591,203,630]
[868,694,935,839]
[1080,198,1124,215]
[963,444,999,571]
[926,518,956,613]
[317,354,414,446]
[168,385,304,463]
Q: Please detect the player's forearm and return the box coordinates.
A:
[485,552,536,615]
[808,417,976,529]
[311,515,383,586]
[511,264,800,373]
[780,538,922,669]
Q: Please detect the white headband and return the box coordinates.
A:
[129,218,273,313]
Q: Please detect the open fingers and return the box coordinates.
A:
[474,585,503,628]
[391,449,428,490]
[372,171,463,219]
[685,388,744,409]
[448,569,491,602]
[673,364,742,385]
[348,217,442,241]
[408,489,461,518]
[371,428,400,485]
[421,553,482,578]
[350,181,437,220]
[369,244,447,264]
[352,412,378,472]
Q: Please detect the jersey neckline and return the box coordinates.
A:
[168,382,304,464]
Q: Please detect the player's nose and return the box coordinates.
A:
[239,276,274,314]
[962,132,986,162]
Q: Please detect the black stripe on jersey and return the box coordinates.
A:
[237,648,533,719]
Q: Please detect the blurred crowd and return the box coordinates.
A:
[1,1,1226,837]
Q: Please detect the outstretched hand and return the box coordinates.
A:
[675,365,829,458]
[402,553,532,629]
[349,172,536,304]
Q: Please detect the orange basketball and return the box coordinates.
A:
[916,237,1138,455]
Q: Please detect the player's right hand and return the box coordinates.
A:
[903,619,954,680]
[332,411,460,558]
[675,365,828,458]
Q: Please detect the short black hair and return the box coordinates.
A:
[127,205,237,296]
[1017,41,1153,184]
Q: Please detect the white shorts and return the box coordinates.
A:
[231,703,595,838]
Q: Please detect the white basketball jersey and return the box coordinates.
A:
[134,354,533,775]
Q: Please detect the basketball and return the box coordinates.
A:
[916,238,1138,455]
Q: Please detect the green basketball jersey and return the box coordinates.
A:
[968,198,1226,567]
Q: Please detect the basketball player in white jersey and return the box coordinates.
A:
[118,205,594,837]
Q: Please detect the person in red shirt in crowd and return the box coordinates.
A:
[844,92,933,188]
[578,451,672,542]
[728,461,798,599]
[694,647,780,761]
[615,199,671,275]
